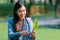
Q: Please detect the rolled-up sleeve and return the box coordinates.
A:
[8,18,22,38]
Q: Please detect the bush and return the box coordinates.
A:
[0,4,14,17]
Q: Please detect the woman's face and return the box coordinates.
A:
[17,6,26,20]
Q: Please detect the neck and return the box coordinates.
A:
[19,18,24,22]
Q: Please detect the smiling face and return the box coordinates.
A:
[16,5,26,20]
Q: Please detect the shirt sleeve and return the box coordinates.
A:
[26,17,33,33]
[8,18,22,38]
[29,18,33,32]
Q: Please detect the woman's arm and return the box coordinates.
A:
[30,19,36,38]
[26,17,35,40]
[26,17,33,32]
[8,18,22,38]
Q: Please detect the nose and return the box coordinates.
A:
[21,11,24,14]
[20,11,24,16]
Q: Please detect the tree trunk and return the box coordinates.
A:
[24,0,26,6]
[24,0,26,4]
[28,0,34,14]
[7,0,10,4]
[18,0,22,2]
[10,0,14,3]
[49,0,53,5]
[30,0,34,6]
[44,0,47,14]
[55,0,58,18]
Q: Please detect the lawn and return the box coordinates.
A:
[0,23,60,40]
[35,28,60,40]
[0,23,8,40]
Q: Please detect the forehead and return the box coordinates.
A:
[19,6,26,10]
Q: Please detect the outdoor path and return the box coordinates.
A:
[0,18,60,26]
[36,18,60,26]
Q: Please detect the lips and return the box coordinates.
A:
[20,14,23,17]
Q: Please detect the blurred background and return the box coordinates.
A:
[0,0,60,40]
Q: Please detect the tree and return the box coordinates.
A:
[28,0,35,14]
[18,0,26,4]
[49,0,53,5]
[55,0,59,18]
[7,0,10,4]
[44,0,47,13]
[24,0,26,5]
[18,0,21,2]
[10,0,14,3]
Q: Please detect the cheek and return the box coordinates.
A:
[17,11,22,17]
[17,13,21,16]
[23,12,26,16]
[23,13,26,17]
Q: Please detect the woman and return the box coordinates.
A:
[8,2,35,40]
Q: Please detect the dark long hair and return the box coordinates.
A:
[14,2,30,32]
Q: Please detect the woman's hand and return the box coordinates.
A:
[32,30,36,38]
[21,30,29,36]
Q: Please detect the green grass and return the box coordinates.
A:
[0,23,60,40]
[0,23,8,40]
[35,28,60,40]
[0,17,8,21]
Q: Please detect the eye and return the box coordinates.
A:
[23,10,24,11]
[19,10,21,12]
[23,10,26,12]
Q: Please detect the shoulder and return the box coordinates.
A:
[8,17,14,20]
[26,17,32,21]
[8,17,14,23]
[26,17,33,23]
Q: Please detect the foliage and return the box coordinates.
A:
[0,3,60,17]
[0,4,14,17]
[33,18,38,30]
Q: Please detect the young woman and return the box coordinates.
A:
[8,2,35,40]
